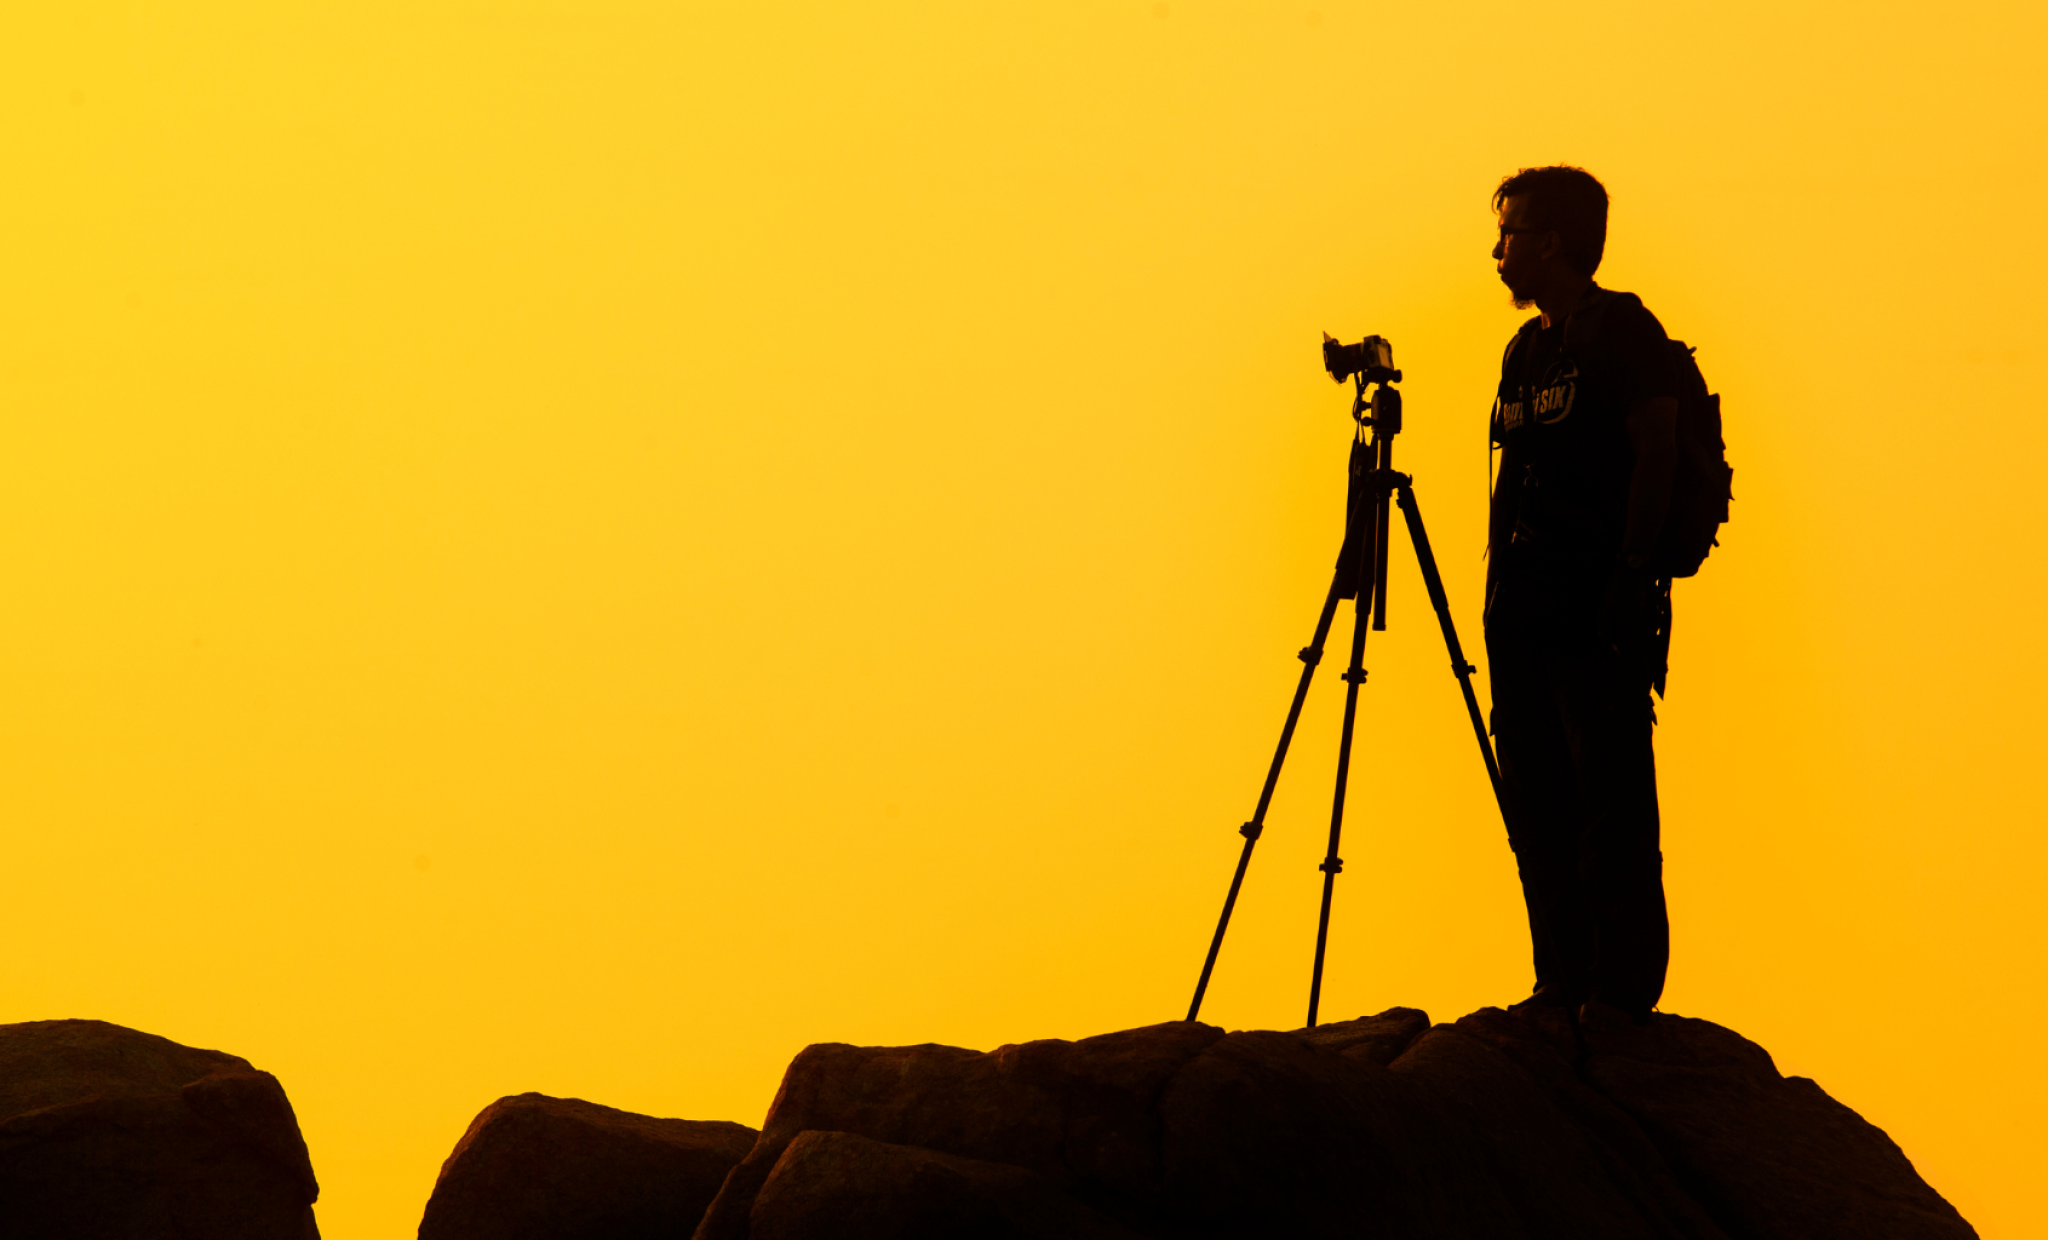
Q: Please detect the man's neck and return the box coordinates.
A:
[1535,272,1594,329]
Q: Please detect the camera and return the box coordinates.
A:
[1322,333,1399,385]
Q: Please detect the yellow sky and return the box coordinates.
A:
[3,2,2043,1236]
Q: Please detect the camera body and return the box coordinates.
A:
[1322,333,1397,385]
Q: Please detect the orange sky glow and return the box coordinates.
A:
[2,3,2042,1236]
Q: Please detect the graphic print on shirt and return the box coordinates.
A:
[1496,350,1578,435]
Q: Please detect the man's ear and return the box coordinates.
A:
[1537,230,1565,264]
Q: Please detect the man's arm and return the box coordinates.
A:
[1621,396,1678,567]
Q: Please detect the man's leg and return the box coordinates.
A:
[1487,602,1594,1005]
[1557,647,1669,1018]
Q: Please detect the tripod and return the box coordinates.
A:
[1186,371,1507,1028]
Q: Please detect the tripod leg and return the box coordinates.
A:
[1305,438,1392,1028]
[1307,576,1372,1028]
[1186,571,1349,1023]
[1371,437,1393,632]
[1394,482,1506,816]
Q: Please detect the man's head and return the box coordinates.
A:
[1491,166,1608,309]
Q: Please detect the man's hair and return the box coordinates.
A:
[1493,166,1609,277]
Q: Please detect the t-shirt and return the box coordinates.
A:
[1488,286,1678,597]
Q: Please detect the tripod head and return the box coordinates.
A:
[1352,374,1403,439]
[1331,341,1405,632]
[1323,332,1403,439]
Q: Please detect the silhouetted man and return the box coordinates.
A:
[1485,166,1675,1028]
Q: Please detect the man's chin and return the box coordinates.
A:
[1510,294,1536,310]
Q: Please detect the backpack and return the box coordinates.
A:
[1546,288,1733,579]
[1656,339,1733,578]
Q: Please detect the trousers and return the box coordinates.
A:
[1484,574,1669,1016]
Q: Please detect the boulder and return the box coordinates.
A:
[1569,1012,1975,1240]
[419,1092,757,1240]
[1292,1005,1431,1065]
[0,1018,320,1240]
[691,1007,1975,1240]
[1441,1005,1727,1237]
[748,1130,1142,1240]
[693,1019,1225,1238]
[1388,1023,1727,1239]
[1155,1025,1527,1236]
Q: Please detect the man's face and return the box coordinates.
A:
[1493,194,1546,309]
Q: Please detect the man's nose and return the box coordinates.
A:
[1492,239,1505,261]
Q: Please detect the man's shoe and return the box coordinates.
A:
[1508,986,1582,1014]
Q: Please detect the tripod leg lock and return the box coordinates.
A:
[1454,661,1476,676]
[1341,668,1368,685]
[1318,856,1344,874]
[1298,645,1322,666]
[1239,820,1264,842]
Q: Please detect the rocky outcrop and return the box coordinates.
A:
[692,1006,1976,1240]
[6,1007,1971,1240]
[0,1018,320,1240]
[419,1092,757,1240]
[748,1131,1144,1239]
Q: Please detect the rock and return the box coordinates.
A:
[0,1018,320,1240]
[1445,1004,1728,1238]
[1389,1023,1728,1239]
[691,1007,1975,1240]
[1571,1012,1976,1240]
[748,1130,1143,1240]
[419,1092,757,1240]
[1156,1026,1527,1236]
[1292,1005,1432,1065]
[693,1020,1224,1239]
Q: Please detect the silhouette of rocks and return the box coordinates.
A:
[749,1131,1142,1239]
[419,1092,757,1240]
[1552,1010,1974,1239]
[693,1018,1226,1239]
[1293,1004,1432,1064]
[692,1006,1976,1240]
[0,1018,320,1240]
[1398,1012,1726,1238]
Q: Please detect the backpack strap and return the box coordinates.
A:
[1492,316,1545,444]
[1562,285,1643,353]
